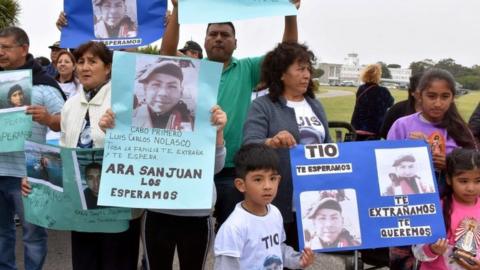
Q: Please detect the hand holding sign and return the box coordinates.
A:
[266,130,297,149]
[99,108,116,132]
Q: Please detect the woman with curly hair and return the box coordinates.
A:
[243,42,331,249]
[351,63,394,140]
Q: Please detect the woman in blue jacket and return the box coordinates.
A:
[243,42,331,250]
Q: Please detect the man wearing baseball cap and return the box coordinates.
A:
[132,60,193,130]
[178,40,203,59]
[306,195,360,249]
[45,41,66,77]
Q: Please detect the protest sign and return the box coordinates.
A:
[98,51,222,209]
[23,141,131,233]
[61,0,167,49]
[291,140,446,252]
[179,0,297,24]
[0,70,32,152]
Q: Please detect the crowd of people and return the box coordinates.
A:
[1,0,480,269]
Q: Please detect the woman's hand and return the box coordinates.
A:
[266,130,297,148]
[430,238,448,256]
[21,178,32,197]
[98,109,116,133]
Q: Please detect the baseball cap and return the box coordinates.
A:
[137,61,183,84]
[179,41,203,57]
[48,41,61,49]
[307,197,342,219]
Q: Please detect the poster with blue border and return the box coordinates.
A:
[0,70,32,152]
[291,140,446,252]
[23,141,131,233]
[179,0,297,24]
[98,51,222,209]
[61,0,167,49]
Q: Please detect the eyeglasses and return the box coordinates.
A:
[0,44,22,51]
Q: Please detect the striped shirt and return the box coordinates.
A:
[0,84,64,177]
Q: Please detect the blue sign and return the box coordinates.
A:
[179,0,297,24]
[291,140,446,252]
[61,0,167,49]
[98,51,222,209]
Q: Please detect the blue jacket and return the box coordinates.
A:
[243,94,331,222]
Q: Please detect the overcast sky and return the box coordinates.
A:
[18,0,480,68]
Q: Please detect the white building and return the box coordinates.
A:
[319,53,412,85]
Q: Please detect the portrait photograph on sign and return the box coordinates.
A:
[73,149,104,210]
[300,189,361,250]
[25,141,63,192]
[375,147,435,197]
[92,0,138,39]
[132,56,199,131]
[0,70,31,113]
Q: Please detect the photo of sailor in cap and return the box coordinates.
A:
[375,147,436,196]
[132,57,197,131]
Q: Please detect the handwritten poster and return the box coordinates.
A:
[179,0,297,24]
[61,0,167,49]
[291,140,446,252]
[98,51,222,209]
[0,70,32,152]
[23,141,131,233]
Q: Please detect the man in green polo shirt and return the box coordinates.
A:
[161,0,300,228]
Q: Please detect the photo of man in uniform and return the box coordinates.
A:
[93,0,137,38]
[382,154,434,196]
[132,60,194,131]
[83,162,102,209]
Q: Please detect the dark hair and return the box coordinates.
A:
[206,22,236,36]
[73,41,112,66]
[233,144,279,179]
[442,148,480,233]
[35,56,51,66]
[7,84,23,105]
[418,68,475,148]
[406,72,422,112]
[260,42,316,102]
[0,26,29,46]
[85,162,102,174]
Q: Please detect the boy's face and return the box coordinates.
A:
[235,169,280,210]
[395,161,416,177]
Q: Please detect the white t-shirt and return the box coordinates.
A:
[286,99,326,144]
[215,203,286,270]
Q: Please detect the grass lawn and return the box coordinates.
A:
[318,86,479,123]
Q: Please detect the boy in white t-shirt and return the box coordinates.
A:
[214,144,314,269]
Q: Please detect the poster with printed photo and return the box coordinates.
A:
[25,141,63,192]
[61,0,167,49]
[291,140,446,252]
[0,70,33,152]
[99,51,222,209]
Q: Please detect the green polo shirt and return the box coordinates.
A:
[218,56,263,168]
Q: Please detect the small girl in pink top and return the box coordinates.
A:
[413,148,480,270]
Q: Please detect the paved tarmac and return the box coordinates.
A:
[14,227,387,270]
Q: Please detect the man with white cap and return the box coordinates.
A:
[132,60,193,130]
[306,194,360,249]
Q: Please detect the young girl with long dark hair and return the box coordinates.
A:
[413,148,480,269]
[387,68,477,270]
